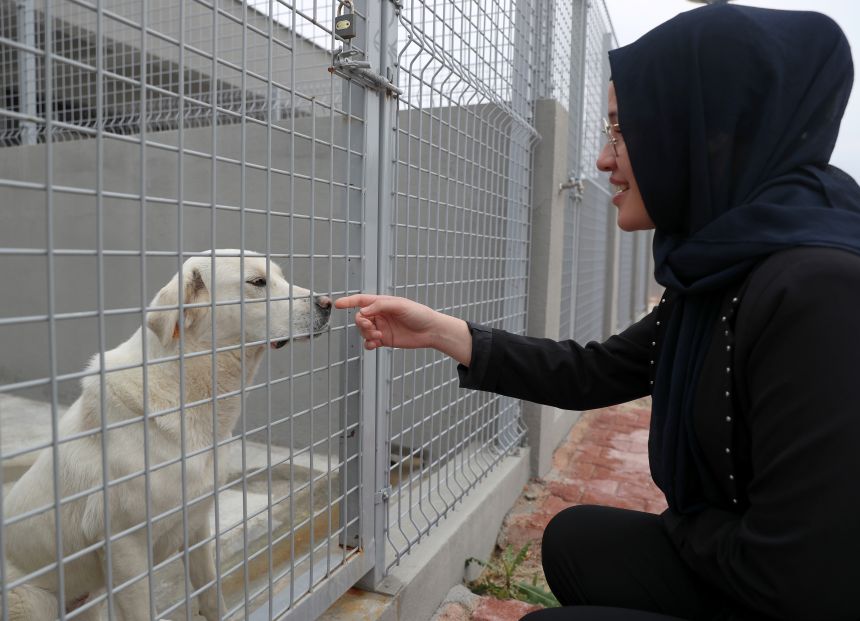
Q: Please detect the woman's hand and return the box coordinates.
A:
[334,294,472,366]
[334,294,437,350]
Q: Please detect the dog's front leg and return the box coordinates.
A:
[188,507,225,621]
[99,533,154,621]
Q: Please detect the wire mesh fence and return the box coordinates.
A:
[0,0,337,146]
[0,0,653,618]
[555,0,651,344]
[383,0,537,572]
[0,0,365,618]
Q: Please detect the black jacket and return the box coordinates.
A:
[458,247,860,620]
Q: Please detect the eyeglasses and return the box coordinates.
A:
[602,117,621,157]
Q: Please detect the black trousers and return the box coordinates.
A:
[521,505,750,621]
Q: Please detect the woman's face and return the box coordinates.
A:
[597,82,654,232]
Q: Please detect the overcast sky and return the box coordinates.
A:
[604,0,860,182]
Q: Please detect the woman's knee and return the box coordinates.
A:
[541,504,607,564]
[540,505,614,605]
[541,506,669,600]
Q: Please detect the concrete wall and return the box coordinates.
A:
[8,0,332,98]
[0,0,336,145]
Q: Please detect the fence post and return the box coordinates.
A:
[339,82,367,553]
[355,0,398,589]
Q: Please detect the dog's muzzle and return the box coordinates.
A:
[270,295,332,349]
[312,295,333,333]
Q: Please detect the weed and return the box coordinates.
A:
[466,543,560,608]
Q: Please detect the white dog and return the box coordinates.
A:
[2,250,331,620]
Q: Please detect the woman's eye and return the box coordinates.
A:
[247,277,267,287]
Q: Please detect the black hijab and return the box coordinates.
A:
[608,5,860,513]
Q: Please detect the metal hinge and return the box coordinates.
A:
[330,48,403,97]
[374,486,391,505]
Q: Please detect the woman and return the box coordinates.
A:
[336,5,860,620]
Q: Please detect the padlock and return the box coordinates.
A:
[335,12,356,40]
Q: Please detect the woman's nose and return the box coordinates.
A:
[596,141,615,172]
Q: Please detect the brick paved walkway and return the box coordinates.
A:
[432,397,666,621]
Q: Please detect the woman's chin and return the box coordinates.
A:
[617,213,654,233]
[615,198,655,232]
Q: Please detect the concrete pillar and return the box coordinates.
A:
[604,198,620,337]
[523,98,580,478]
[17,0,38,145]
[600,31,620,339]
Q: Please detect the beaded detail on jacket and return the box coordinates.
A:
[649,285,748,511]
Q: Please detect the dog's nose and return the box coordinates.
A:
[315,295,332,311]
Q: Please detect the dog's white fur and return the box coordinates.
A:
[2,251,330,620]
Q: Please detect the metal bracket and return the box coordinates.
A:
[560,176,584,201]
[374,486,391,505]
[330,48,403,97]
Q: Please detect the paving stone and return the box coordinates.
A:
[430,602,472,621]
[471,597,541,621]
[581,488,646,511]
[646,498,669,514]
[551,460,595,481]
[442,585,481,610]
[583,477,620,496]
[617,480,658,502]
[545,480,583,503]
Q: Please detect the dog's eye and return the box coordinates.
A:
[247,277,267,287]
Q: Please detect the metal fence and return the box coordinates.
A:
[1,0,363,618]
[0,0,652,619]
[555,0,653,342]
[380,0,536,573]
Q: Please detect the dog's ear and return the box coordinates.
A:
[147,267,209,347]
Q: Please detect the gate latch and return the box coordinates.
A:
[330,48,403,97]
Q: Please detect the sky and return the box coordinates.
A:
[604,0,860,182]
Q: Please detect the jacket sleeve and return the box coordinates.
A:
[663,250,860,620]
[456,308,655,410]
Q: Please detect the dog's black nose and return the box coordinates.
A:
[315,295,332,311]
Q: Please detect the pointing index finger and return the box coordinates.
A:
[334,293,378,310]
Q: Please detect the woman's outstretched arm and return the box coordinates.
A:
[335,293,656,410]
[334,294,473,365]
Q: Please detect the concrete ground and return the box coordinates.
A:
[430,397,666,621]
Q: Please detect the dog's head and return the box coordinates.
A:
[146,250,331,349]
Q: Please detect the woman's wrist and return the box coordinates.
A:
[430,312,472,367]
